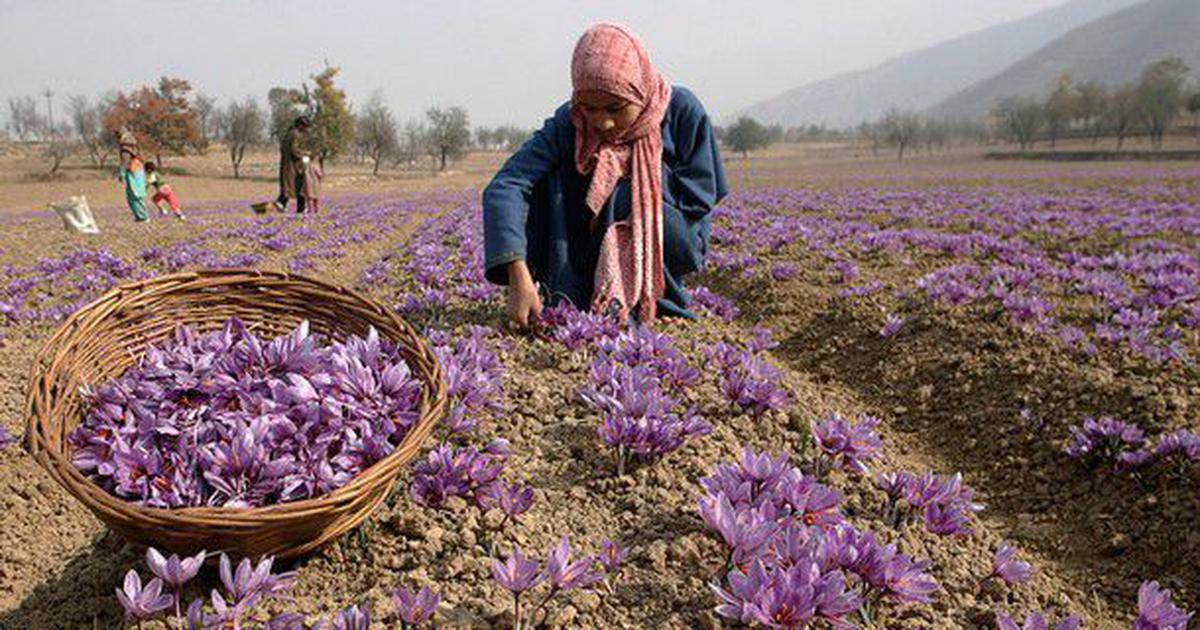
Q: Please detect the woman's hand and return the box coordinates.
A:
[506,261,542,329]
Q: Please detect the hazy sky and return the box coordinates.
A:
[1,0,1068,128]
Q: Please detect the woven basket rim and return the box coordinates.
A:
[24,268,446,534]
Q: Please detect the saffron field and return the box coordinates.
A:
[0,159,1198,628]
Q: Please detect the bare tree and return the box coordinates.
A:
[1106,85,1141,150]
[43,135,75,175]
[193,93,217,149]
[881,108,920,161]
[424,106,471,171]
[1075,81,1109,144]
[7,96,45,141]
[993,97,1043,151]
[1043,75,1080,150]
[920,119,950,154]
[357,92,399,176]
[1188,93,1200,143]
[66,95,115,168]
[857,121,882,158]
[221,97,265,179]
[1136,57,1190,149]
[392,119,428,169]
[41,119,75,175]
[494,125,531,152]
[474,126,492,151]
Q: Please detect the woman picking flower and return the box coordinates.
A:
[482,23,727,329]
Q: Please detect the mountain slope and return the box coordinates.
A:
[737,0,1142,128]
[929,0,1200,120]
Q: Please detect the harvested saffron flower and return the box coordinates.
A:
[71,318,425,509]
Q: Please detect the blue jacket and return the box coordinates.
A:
[482,86,728,318]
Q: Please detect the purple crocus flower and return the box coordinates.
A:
[1064,415,1147,471]
[492,545,544,630]
[146,547,205,619]
[0,424,15,451]
[923,502,974,536]
[491,546,543,594]
[738,447,791,490]
[539,303,621,350]
[697,493,780,566]
[542,536,605,591]
[880,313,905,338]
[811,413,882,475]
[599,539,629,573]
[1116,449,1156,473]
[327,604,371,630]
[875,471,915,503]
[391,585,440,626]
[879,553,940,604]
[690,286,740,322]
[996,612,1081,630]
[479,482,534,520]
[711,558,771,624]
[1134,581,1194,630]
[146,548,206,589]
[115,570,174,622]
[218,553,294,610]
[410,442,506,509]
[1155,430,1200,463]
[746,326,779,354]
[990,542,1032,585]
[731,560,860,627]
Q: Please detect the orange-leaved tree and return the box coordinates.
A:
[103,77,203,166]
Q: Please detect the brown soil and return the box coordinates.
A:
[0,152,1196,629]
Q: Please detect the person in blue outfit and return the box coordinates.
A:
[482,23,728,329]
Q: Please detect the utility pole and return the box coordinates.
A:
[42,89,55,134]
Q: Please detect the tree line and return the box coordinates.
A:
[718,57,1199,162]
[720,112,986,162]
[991,57,1197,151]
[4,66,533,177]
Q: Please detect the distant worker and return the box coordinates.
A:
[274,115,315,213]
[116,129,150,222]
[482,23,727,329]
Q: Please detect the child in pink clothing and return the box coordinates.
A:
[144,161,186,220]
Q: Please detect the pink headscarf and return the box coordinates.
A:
[570,23,671,323]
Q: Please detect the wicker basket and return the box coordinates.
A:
[25,269,447,560]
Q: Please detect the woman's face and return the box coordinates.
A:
[575,90,643,142]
